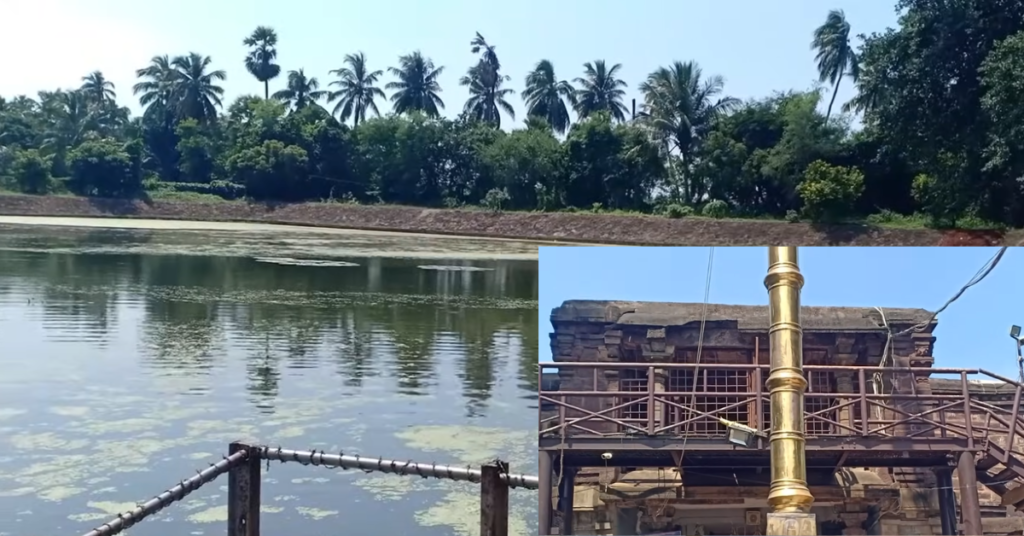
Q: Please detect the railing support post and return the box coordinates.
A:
[539,451,554,535]
[957,451,981,536]
[227,442,261,536]
[480,461,510,536]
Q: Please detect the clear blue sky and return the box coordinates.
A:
[0,0,899,126]
[539,247,1024,381]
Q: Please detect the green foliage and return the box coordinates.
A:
[2,11,1024,229]
[702,199,729,219]
[785,209,800,223]
[663,203,692,219]
[67,139,142,197]
[175,119,216,183]
[796,160,864,222]
[482,187,510,212]
[11,149,51,194]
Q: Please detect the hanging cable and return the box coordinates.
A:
[676,248,715,465]
[891,247,1008,338]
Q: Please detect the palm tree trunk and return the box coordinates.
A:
[264,80,269,100]
[825,73,843,121]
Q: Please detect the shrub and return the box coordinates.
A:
[796,160,864,222]
[482,187,510,212]
[785,209,800,223]
[702,199,729,219]
[11,149,51,194]
[663,204,693,219]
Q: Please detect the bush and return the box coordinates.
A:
[663,204,693,219]
[796,160,864,222]
[67,139,143,198]
[702,199,729,219]
[785,209,800,223]
[482,187,510,212]
[11,149,51,194]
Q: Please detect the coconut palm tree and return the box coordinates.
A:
[639,61,739,158]
[460,64,515,127]
[170,52,227,122]
[639,61,739,202]
[243,26,281,99]
[573,60,629,122]
[133,55,179,116]
[272,69,327,111]
[80,71,116,108]
[327,52,385,126]
[522,60,576,134]
[40,90,96,152]
[386,51,445,117]
[470,32,500,72]
[460,33,514,127]
[811,9,860,121]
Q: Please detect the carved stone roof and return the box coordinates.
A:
[552,300,936,333]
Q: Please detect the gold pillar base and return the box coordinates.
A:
[765,512,817,536]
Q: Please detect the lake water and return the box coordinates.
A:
[0,219,540,536]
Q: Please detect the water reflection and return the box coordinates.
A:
[0,224,539,536]
[0,249,538,414]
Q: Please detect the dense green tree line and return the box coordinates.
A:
[2,0,1024,227]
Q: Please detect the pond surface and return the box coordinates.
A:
[0,221,539,536]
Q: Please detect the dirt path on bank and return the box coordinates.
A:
[0,195,1019,246]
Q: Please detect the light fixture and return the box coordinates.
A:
[1012,326,1023,367]
[718,418,764,448]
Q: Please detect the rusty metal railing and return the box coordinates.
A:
[79,442,535,536]
[539,363,1024,452]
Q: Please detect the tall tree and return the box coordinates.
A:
[460,65,515,127]
[573,60,628,122]
[640,61,740,202]
[639,61,739,160]
[171,53,227,122]
[811,9,860,121]
[460,33,514,127]
[40,90,96,153]
[243,26,281,99]
[327,52,385,126]
[272,69,327,111]
[133,55,179,116]
[386,51,445,117]
[80,71,116,108]
[523,60,576,134]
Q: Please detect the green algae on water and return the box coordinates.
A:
[296,506,339,520]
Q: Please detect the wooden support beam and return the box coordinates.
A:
[480,462,509,536]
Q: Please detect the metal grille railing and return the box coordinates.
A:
[539,363,1024,454]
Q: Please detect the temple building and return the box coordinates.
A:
[538,300,1024,535]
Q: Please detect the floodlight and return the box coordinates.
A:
[718,418,763,448]
[1011,325,1021,341]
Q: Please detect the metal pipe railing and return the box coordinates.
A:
[82,450,248,536]
[77,444,536,536]
[260,447,539,489]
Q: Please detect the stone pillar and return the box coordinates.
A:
[909,333,936,439]
[603,369,620,435]
[652,368,667,433]
[833,338,858,435]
